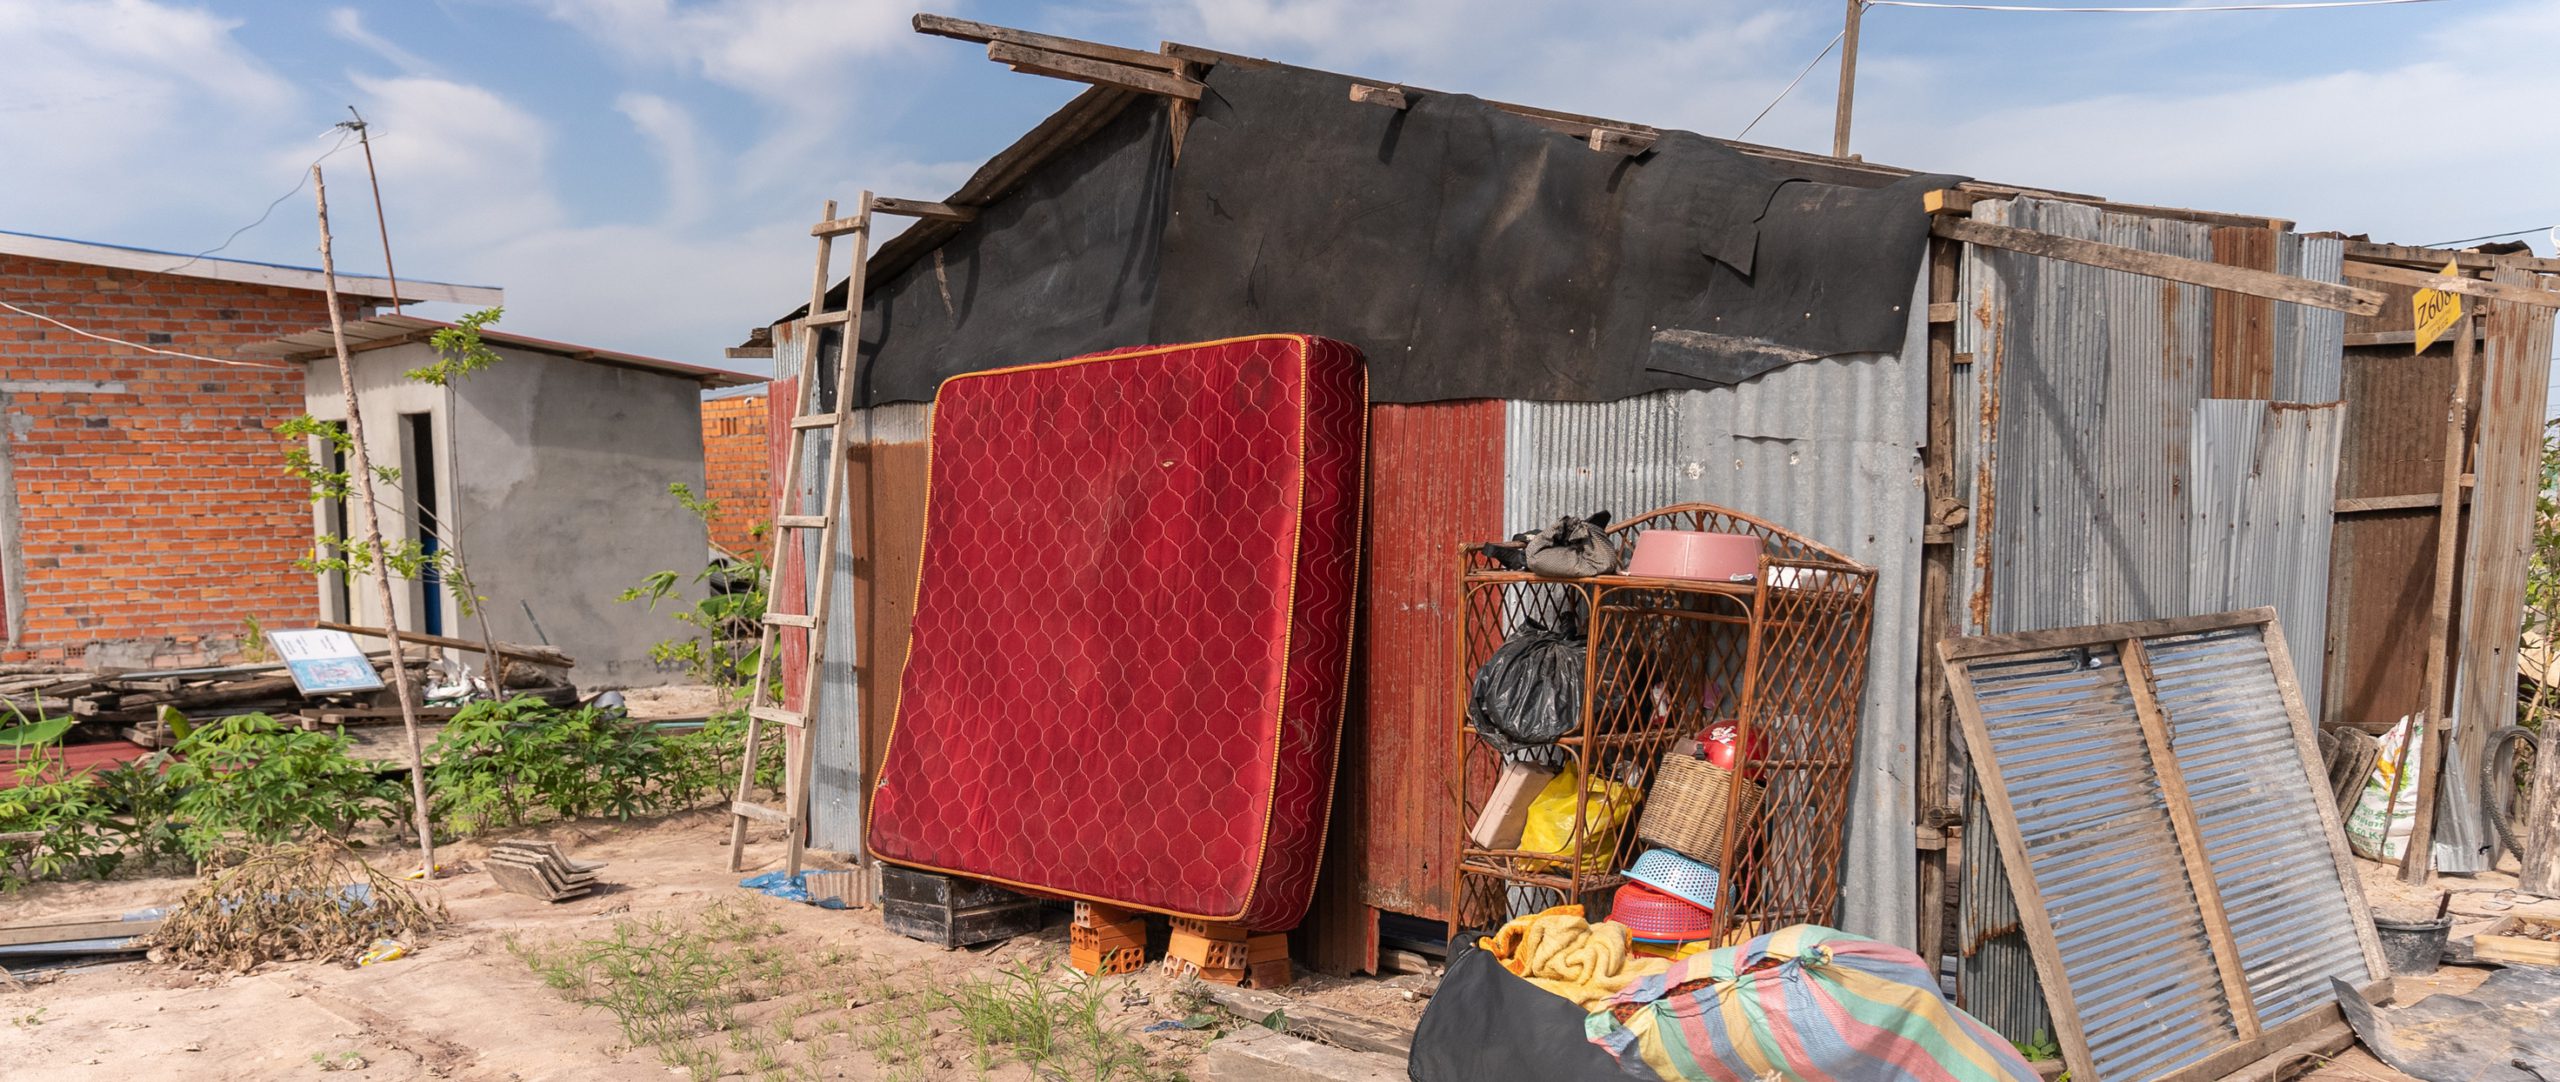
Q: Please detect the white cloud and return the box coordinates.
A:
[327,8,435,75]
[616,92,711,226]
[533,0,916,104]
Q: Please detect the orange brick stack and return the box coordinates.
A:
[1162,917,1290,988]
[1069,901,1147,976]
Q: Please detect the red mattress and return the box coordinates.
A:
[867,334,1367,930]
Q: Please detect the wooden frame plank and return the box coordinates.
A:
[2462,269,2558,891]
[868,197,977,223]
[2343,239,2560,277]
[2122,636,2262,1040]
[2400,304,2476,882]
[1587,127,1656,155]
[1348,83,1408,109]
[1939,607,2277,662]
[2344,260,2560,309]
[1941,645,2100,1082]
[1935,218,2384,317]
[987,42,1203,100]
[2260,618,2392,978]
[0,917,160,948]
[915,12,1186,72]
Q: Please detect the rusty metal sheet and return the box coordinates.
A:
[808,403,931,854]
[2323,345,2459,733]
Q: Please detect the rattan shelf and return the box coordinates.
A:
[1450,502,1878,944]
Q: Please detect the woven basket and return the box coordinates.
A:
[1636,751,1762,865]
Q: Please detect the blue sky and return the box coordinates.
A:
[2,0,2551,376]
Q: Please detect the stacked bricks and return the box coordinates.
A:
[0,254,361,666]
[698,389,770,556]
[1069,901,1147,976]
[1162,917,1291,989]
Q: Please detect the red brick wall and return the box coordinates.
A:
[0,254,361,667]
[701,390,771,556]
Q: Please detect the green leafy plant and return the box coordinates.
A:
[621,483,770,708]
[90,753,191,874]
[165,715,399,857]
[407,306,504,385]
[427,698,663,832]
[0,749,121,889]
[663,709,783,805]
[2015,1029,2062,1062]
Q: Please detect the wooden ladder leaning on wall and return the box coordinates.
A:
[724,192,976,881]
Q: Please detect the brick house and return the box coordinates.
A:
[0,230,501,669]
[699,385,771,557]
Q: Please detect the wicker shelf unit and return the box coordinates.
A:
[1451,503,1878,944]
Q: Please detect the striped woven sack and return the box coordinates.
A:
[1586,925,2039,1082]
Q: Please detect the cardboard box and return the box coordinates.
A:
[1469,761,1560,849]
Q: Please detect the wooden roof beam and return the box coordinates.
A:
[1934,217,2385,317]
[915,13,1186,72]
[2343,260,2560,309]
[986,42,1202,100]
[2343,239,2560,277]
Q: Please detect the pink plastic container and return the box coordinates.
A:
[1625,530,1762,582]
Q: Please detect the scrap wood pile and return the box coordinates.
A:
[2,628,577,750]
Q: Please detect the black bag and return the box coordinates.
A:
[1523,514,1618,578]
[1466,615,1585,753]
[1409,940,1627,1082]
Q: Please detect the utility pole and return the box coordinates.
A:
[312,165,437,877]
[341,108,403,315]
[1832,0,1865,159]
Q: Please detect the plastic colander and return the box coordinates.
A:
[1611,880,1716,942]
[1623,848,1722,912]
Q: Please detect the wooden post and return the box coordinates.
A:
[2400,304,2476,883]
[1914,233,1960,965]
[1831,0,1863,158]
[313,165,436,875]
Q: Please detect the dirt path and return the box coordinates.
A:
[0,812,1427,1080]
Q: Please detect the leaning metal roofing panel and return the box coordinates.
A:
[1955,777,2051,1045]
[2142,624,2374,1027]
[1961,644,2238,1082]
[1501,267,1927,944]
[2185,401,2343,711]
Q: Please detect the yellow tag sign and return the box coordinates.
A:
[2413,259,2462,354]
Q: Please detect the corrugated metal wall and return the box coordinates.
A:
[1947,197,2351,1041]
[1501,266,1931,945]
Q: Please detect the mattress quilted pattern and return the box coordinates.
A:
[867,334,1367,930]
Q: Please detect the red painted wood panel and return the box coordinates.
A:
[1347,401,1505,922]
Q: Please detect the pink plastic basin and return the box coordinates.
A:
[1626,530,1762,582]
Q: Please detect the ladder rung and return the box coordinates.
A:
[811,216,867,238]
[766,612,817,629]
[773,514,828,529]
[749,706,806,727]
[731,801,788,824]
[805,309,852,327]
[791,413,839,429]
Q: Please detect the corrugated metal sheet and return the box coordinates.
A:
[2143,624,2373,1027]
[1950,199,2343,647]
[1948,198,2351,1054]
[808,400,932,854]
[1961,644,2239,1082]
[2186,401,2343,710]
[2322,346,2453,732]
[1500,266,1929,944]
[1955,776,2050,1044]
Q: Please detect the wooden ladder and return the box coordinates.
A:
[726,192,970,881]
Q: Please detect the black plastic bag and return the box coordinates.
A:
[1468,616,1586,753]
[1409,940,1626,1082]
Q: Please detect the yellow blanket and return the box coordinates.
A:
[1477,905,1670,1010]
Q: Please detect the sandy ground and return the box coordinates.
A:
[618,685,733,720]
[0,813,1431,1081]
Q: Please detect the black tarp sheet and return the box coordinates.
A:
[855,99,1172,407]
[854,62,1956,406]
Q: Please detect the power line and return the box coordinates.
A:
[2426,225,2555,247]
[1867,0,2449,11]
[0,299,288,369]
[1738,28,1849,139]
[152,128,360,278]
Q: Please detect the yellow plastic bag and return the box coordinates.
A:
[1517,764,1639,872]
